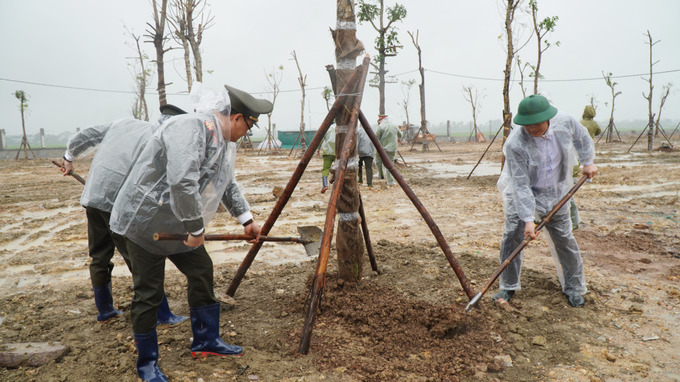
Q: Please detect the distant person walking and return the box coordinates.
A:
[375,115,402,186]
[570,105,602,229]
[357,126,375,187]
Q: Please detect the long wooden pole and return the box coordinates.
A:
[225,61,368,297]
[359,195,379,273]
[298,56,370,355]
[467,123,504,179]
[359,111,476,299]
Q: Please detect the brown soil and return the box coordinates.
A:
[1,138,679,381]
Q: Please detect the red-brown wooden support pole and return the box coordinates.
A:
[359,195,379,273]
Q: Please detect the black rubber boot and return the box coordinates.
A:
[190,303,243,358]
[566,293,585,307]
[156,293,188,328]
[92,282,123,323]
[134,330,169,382]
[492,290,515,302]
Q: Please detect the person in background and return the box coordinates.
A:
[60,105,188,326]
[570,105,602,229]
[109,83,272,381]
[320,124,336,193]
[375,115,402,186]
[356,125,375,187]
[494,94,597,308]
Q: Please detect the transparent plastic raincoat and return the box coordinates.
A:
[65,118,161,213]
[356,126,374,157]
[376,117,401,153]
[110,87,249,256]
[497,111,594,294]
[320,125,336,156]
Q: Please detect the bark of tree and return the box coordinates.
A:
[169,0,213,90]
[292,51,307,152]
[131,33,149,121]
[146,0,169,106]
[408,31,426,136]
[643,30,658,151]
[501,0,520,161]
[333,0,365,282]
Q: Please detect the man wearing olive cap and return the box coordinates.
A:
[110,83,272,381]
[494,94,597,308]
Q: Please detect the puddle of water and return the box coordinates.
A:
[414,162,502,178]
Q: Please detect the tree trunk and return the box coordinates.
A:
[151,0,168,106]
[333,0,365,282]
[502,0,517,166]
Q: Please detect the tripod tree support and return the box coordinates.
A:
[225,59,370,298]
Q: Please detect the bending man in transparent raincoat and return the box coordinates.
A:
[60,105,187,326]
[110,83,272,382]
[494,94,597,308]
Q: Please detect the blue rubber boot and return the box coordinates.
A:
[320,176,328,194]
[92,282,123,323]
[134,330,169,382]
[157,293,188,328]
[190,303,243,358]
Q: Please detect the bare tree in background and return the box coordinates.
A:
[357,0,407,116]
[144,0,170,105]
[321,86,333,111]
[169,0,215,91]
[260,65,283,153]
[399,79,415,126]
[600,71,622,143]
[127,31,151,121]
[462,85,486,142]
[14,90,36,160]
[654,83,672,139]
[528,0,559,94]
[291,50,307,153]
[499,0,530,159]
[642,30,659,151]
[515,56,530,98]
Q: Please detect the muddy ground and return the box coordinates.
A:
[1,136,679,381]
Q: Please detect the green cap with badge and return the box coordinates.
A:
[513,94,558,126]
[224,84,273,128]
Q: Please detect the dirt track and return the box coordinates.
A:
[1,137,679,381]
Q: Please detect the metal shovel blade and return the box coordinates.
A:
[297,226,323,257]
[464,292,482,313]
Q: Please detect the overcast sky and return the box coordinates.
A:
[2,0,679,138]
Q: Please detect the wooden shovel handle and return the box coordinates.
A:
[153,232,301,243]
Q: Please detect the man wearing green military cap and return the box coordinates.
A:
[110,83,272,381]
[493,94,598,308]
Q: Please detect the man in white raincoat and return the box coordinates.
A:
[110,83,272,382]
[494,94,597,308]
[60,105,187,326]
[375,115,402,186]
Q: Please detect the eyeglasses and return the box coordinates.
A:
[241,114,253,131]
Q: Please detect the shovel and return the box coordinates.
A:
[465,175,588,312]
[154,225,323,257]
